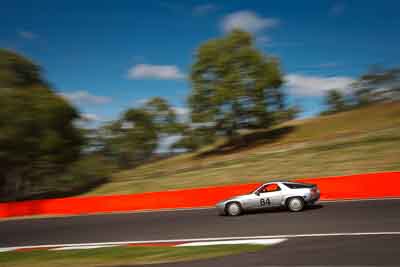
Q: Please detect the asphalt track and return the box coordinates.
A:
[1,199,400,265]
[133,235,400,266]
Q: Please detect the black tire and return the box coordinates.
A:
[225,202,242,216]
[287,197,305,212]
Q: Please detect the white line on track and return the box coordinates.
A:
[2,232,400,252]
[51,245,119,251]
[176,239,287,247]
[0,248,16,252]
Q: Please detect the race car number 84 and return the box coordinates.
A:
[260,198,271,206]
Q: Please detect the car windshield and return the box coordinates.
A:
[251,185,263,194]
[252,184,272,194]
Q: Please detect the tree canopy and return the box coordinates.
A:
[353,66,400,105]
[100,108,158,168]
[0,50,83,200]
[189,30,284,137]
[0,49,47,89]
[142,97,183,134]
[322,89,349,115]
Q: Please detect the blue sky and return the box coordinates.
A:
[1,0,400,123]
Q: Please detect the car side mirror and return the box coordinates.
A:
[255,191,260,196]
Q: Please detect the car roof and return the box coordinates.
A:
[262,181,289,185]
[261,181,312,186]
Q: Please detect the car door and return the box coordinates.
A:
[259,190,283,208]
[244,183,283,210]
[242,193,264,210]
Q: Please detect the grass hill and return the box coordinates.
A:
[87,102,400,196]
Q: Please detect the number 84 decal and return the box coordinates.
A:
[260,198,271,206]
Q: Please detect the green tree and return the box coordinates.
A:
[142,97,183,134]
[274,105,302,122]
[172,125,216,152]
[189,30,284,138]
[352,66,400,105]
[0,49,83,200]
[0,87,82,199]
[102,108,158,168]
[323,89,348,114]
[0,49,47,88]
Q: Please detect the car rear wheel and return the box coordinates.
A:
[287,197,304,212]
[226,202,242,216]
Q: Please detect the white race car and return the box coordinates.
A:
[216,181,320,216]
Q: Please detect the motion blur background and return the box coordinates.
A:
[1,0,399,202]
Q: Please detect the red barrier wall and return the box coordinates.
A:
[297,171,400,200]
[0,172,399,218]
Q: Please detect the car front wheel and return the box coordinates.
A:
[287,197,304,212]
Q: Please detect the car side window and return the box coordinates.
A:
[261,183,281,193]
[283,183,312,189]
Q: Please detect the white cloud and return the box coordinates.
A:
[127,64,185,80]
[193,4,217,15]
[221,11,279,33]
[172,107,188,116]
[61,91,112,105]
[286,74,355,96]
[81,113,102,122]
[18,31,37,40]
[75,113,104,129]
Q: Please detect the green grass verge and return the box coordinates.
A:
[0,245,265,267]
[87,102,400,196]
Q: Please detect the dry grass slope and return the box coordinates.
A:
[88,102,400,196]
